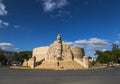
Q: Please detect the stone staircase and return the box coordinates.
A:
[35,61,85,70]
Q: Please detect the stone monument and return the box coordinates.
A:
[23,33,90,70]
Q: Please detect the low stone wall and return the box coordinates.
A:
[74,57,90,68]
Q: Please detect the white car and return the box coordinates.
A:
[109,64,114,67]
[10,61,21,66]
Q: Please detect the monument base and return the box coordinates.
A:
[35,61,85,70]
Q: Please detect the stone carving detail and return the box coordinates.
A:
[46,33,74,61]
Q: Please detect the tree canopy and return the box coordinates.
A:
[95,43,120,64]
[12,51,32,63]
[0,49,7,65]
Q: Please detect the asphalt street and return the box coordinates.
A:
[0,66,120,84]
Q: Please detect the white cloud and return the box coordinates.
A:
[0,1,9,28]
[87,38,109,50]
[57,0,68,8]
[0,1,7,16]
[0,19,9,28]
[0,42,20,51]
[75,40,88,45]
[114,41,120,44]
[42,0,68,12]
[118,34,120,36]
[66,38,109,50]
[118,34,120,39]
[113,34,120,45]
[66,42,73,45]
[14,25,20,29]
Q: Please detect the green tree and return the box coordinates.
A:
[95,50,104,63]
[95,43,120,64]
[12,51,32,63]
[112,43,119,50]
[0,49,7,65]
[95,50,112,64]
[111,43,120,63]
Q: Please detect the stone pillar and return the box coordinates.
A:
[30,56,36,69]
[83,56,89,68]
[23,59,28,66]
[56,33,62,60]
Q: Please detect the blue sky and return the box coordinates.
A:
[0,0,120,56]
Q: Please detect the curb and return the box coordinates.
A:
[9,66,107,71]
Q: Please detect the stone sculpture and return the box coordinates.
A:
[23,33,90,69]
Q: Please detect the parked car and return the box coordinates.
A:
[10,61,21,66]
[109,64,114,67]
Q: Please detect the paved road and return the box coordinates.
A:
[0,66,120,84]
